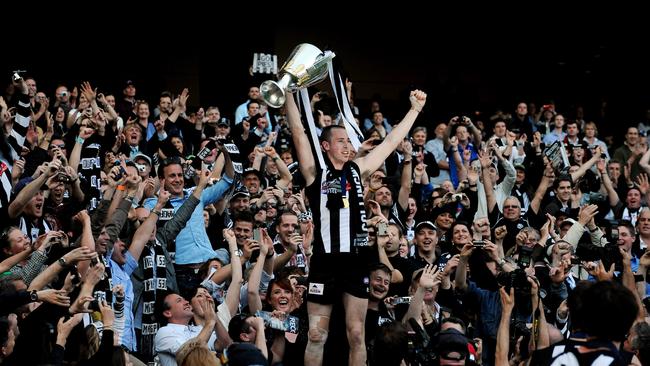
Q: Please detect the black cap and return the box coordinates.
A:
[243,168,264,181]
[436,329,469,358]
[231,185,250,200]
[217,117,230,127]
[124,79,135,88]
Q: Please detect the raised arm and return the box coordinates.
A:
[247,239,267,314]
[265,146,292,189]
[570,146,601,182]
[8,159,60,218]
[596,159,620,207]
[495,287,514,366]
[129,190,171,261]
[454,244,475,292]
[285,93,316,186]
[398,142,414,211]
[356,90,426,177]
[223,229,243,316]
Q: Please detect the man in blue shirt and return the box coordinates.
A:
[144,146,235,296]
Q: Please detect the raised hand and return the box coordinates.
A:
[494,226,507,241]
[636,173,650,195]
[409,90,427,112]
[63,247,95,264]
[418,264,437,289]
[37,289,71,307]
[499,287,515,312]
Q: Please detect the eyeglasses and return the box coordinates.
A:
[503,205,520,209]
[49,144,66,149]
[262,203,278,209]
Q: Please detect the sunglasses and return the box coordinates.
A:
[503,205,520,209]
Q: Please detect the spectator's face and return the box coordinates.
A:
[277,214,299,245]
[372,112,383,125]
[124,126,142,146]
[515,169,525,184]
[584,124,596,138]
[163,164,185,196]
[217,124,230,137]
[124,85,136,98]
[436,213,454,231]
[572,146,584,161]
[281,151,293,165]
[55,86,69,102]
[503,199,521,221]
[268,283,293,313]
[385,225,401,253]
[517,103,527,116]
[493,122,507,137]
[488,166,498,185]
[163,294,192,321]
[452,224,471,246]
[415,228,437,253]
[412,130,427,146]
[626,128,640,145]
[555,181,572,203]
[266,159,278,175]
[55,107,65,122]
[554,115,565,128]
[96,228,110,255]
[320,115,332,127]
[134,158,151,177]
[627,189,642,209]
[375,186,393,208]
[171,137,183,154]
[608,162,621,180]
[399,239,409,258]
[617,226,635,252]
[247,102,260,117]
[137,103,150,119]
[25,78,37,97]
[203,210,210,227]
[159,96,172,114]
[3,228,30,257]
[24,191,45,218]
[229,197,250,213]
[207,108,220,123]
[637,211,650,236]
[566,123,578,137]
[248,87,260,100]
[435,123,447,138]
[49,138,67,158]
[408,198,417,218]
[369,269,390,301]
[455,126,469,142]
[105,95,116,108]
[233,220,253,247]
[243,174,261,194]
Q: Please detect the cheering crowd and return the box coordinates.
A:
[0,70,649,366]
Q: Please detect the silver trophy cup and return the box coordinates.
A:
[260,43,335,108]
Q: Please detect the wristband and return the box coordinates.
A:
[116,185,126,191]
[75,136,85,145]
[151,209,161,216]
[298,210,312,223]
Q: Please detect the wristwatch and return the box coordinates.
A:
[57,257,68,268]
[497,258,507,268]
[30,290,38,302]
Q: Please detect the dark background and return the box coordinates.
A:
[2,20,648,137]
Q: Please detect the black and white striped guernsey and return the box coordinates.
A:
[305,160,368,255]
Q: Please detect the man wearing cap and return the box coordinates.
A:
[132,152,153,179]
[511,163,532,215]
[409,221,439,269]
[286,89,426,366]
[116,80,137,121]
[242,167,265,197]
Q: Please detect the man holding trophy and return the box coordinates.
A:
[262,43,427,366]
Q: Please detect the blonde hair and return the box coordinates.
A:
[176,338,221,366]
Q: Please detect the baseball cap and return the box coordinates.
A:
[231,185,250,200]
[132,153,152,166]
[217,117,230,127]
[436,329,470,359]
[415,221,436,233]
[243,168,264,182]
[514,163,526,171]
[213,248,230,266]
[124,79,135,88]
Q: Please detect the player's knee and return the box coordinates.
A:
[308,326,329,344]
[346,323,364,347]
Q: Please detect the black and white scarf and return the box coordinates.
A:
[141,238,168,359]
